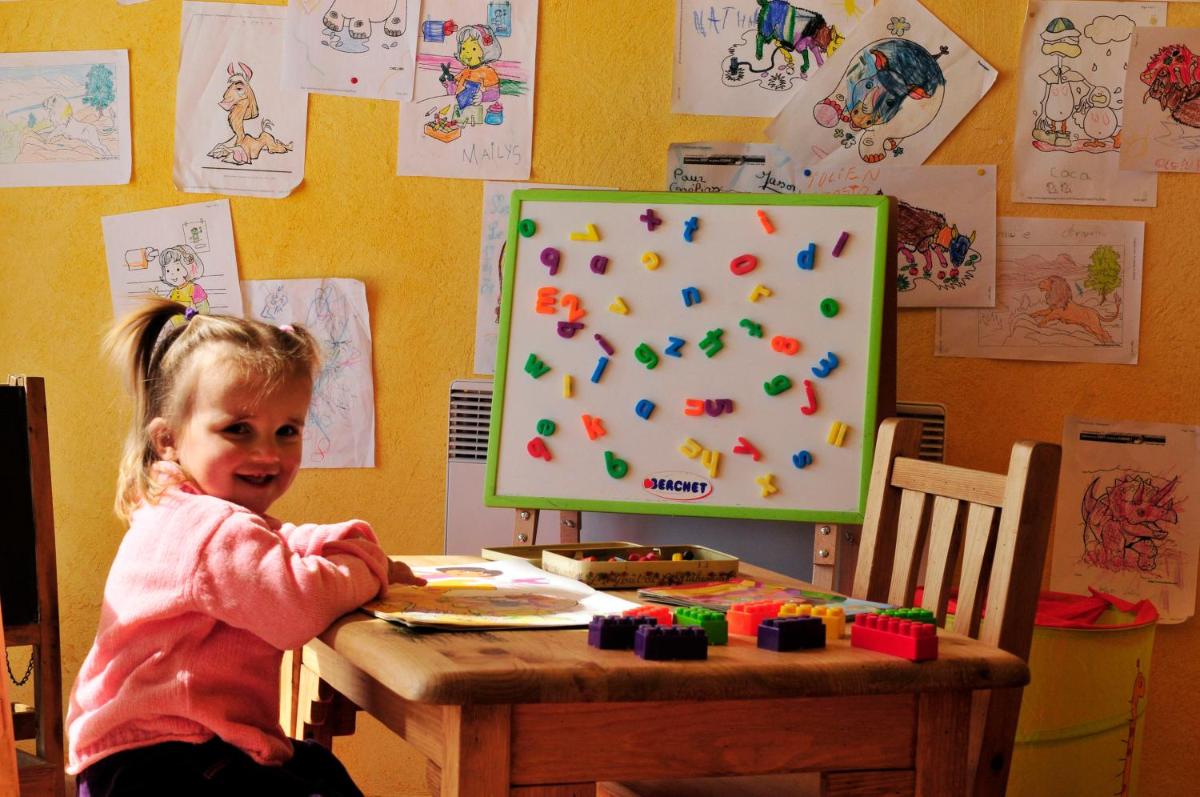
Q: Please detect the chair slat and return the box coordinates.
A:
[952,503,998,638]
[854,418,924,602]
[920,496,963,626]
[890,458,1007,507]
[887,489,929,608]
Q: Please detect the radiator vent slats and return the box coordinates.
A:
[448,381,493,462]
[896,401,948,463]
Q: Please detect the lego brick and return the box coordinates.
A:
[850,614,939,662]
[623,605,673,627]
[587,615,657,650]
[757,616,826,652]
[673,606,728,645]
[727,600,785,636]
[778,603,847,641]
[634,625,709,661]
[880,607,936,625]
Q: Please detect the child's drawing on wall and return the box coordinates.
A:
[157,245,210,322]
[397,0,538,180]
[0,50,131,187]
[936,217,1142,364]
[102,201,243,322]
[1011,1,1160,206]
[1051,417,1200,623]
[767,0,997,171]
[175,4,307,198]
[1119,26,1200,174]
[242,278,376,469]
[282,0,420,100]
[672,0,856,118]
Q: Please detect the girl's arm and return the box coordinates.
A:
[191,512,391,650]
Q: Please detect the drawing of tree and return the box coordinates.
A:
[82,64,115,113]
[1085,244,1121,304]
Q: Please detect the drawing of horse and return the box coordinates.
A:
[207,62,293,166]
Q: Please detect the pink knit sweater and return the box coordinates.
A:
[66,465,390,775]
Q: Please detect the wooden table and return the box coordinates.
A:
[300,556,1029,797]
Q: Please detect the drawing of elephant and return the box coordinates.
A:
[323,0,406,40]
[813,38,948,163]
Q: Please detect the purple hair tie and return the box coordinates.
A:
[183,306,199,321]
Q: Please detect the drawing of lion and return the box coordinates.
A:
[1030,275,1121,344]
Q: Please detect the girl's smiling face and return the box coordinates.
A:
[150,346,312,515]
[460,37,484,67]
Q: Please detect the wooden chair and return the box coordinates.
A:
[1,377,66,797]
[598,417,1061,797]
[2,596,20,797]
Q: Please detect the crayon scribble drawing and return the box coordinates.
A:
[243,278,376,469]
[1051,418,1200,623]
[936,217,1142,363]
[768,0,996,170]
[396,0,537,180]
[672,1,857,117]
[1012,1,1163,206]
[175,3,308,198]
[283,0,420,100]
[1120,26,1200,173]
[0,50,131,187]
[101,200,243,322]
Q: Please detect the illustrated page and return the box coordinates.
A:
[1051,417,1199,624]
[175,2,308,198]
[936,217,1143,364]
[1011,1,1164,206]
[396,0,536,180]
[767,0,997,170]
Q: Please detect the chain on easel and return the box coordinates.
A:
[7,648,35,687]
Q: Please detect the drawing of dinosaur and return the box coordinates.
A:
[1081,473,1180,572]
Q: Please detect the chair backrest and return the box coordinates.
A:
[852,417,1061,796]
[1,596,20,796]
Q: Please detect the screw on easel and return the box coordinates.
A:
[517,533,529,543]
[563,519,576,528]
[817,549,830,559]
[520,511,531,520]
[819,526,831,535]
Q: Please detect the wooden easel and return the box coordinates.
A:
[809,199,898,595]
[511,509,581,546]
[1,376,66,797]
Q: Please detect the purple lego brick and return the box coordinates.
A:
[633,624,708,660]
[588,615,657,650]
[757,616,826,652]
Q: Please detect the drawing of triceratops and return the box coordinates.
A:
[1081,473,1181,573]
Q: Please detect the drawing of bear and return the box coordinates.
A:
[813,38,948,163]
[322,0,406,42]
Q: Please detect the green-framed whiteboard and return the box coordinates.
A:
[484,190,891,524]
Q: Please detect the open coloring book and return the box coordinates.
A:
[365,558,640,629]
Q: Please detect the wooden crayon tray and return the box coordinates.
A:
[541,544,739,589]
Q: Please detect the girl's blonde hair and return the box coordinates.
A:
[105,298,321,522]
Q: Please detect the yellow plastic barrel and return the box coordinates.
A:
[1006,591,1158,797]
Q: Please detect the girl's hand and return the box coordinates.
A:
[388,559,426,586]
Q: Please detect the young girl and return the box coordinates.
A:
[67,298,424,796]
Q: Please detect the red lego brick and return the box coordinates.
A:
[623,605,673,627]
[727,600,785,636]
[850,613,938,662]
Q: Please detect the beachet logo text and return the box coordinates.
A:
[642,471,714,501]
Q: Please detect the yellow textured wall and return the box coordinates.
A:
[1,1,1198,794]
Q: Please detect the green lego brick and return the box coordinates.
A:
[673,606,728,645]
